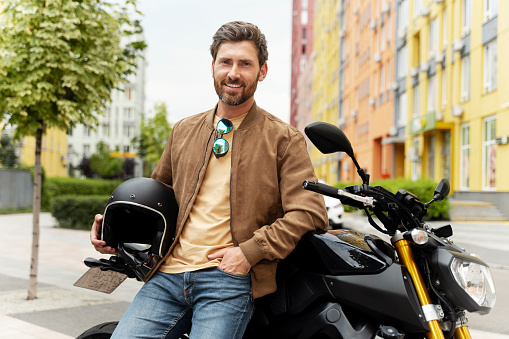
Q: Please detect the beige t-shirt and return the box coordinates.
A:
[159,113,247,274]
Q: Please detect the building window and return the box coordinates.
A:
[429,18,438,57]
[301,0,308,25]
[124,107,134,121]
[413,84,420,118]
[102,123,110,137]
[462,0,471,36]
[411,137,421,181]
[427,74,437,112]
[380,65,385,102]
[460,124,470,189]
[442,69,447,108]
[397,45,407,79]
[483,40,497,93]
[123,125,134,138]
[83,126,91,137]
[482,116,497,190]
[123,145,131,154]
[442,9,448,48]
[427,135,435,179]
[397,92,407,128]
[414,0,422,18]
[398,0,408,31]
[461,55,470,102]
[125,88,133,101]
[484,0,498,21]
[83,144,90,157]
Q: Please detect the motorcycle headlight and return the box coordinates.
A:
[450,258,496,309]
[432,249,496,314]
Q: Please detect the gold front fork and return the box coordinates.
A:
[453,326,472,339]
[394,238,445,339]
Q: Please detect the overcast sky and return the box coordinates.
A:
[136,0,293,123]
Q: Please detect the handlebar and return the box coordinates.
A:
[302,181,376,208]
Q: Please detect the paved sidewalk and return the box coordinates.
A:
[0,213,139,338]
[1,213,508,338]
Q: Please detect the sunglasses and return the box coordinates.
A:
[213,118,233,158]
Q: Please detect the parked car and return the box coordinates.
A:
[323,194,344,229]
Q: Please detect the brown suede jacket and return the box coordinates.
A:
[148,102,327,298]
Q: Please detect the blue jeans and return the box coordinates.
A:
[111,267,254,339]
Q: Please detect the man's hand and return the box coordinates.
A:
[90,214,117,255]
[208,247,251,275]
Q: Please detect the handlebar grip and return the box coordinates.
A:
[302,180,342,199]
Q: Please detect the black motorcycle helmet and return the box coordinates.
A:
[101,177,178,258]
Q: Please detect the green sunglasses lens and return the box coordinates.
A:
[213,138,229,157]
[216,119,233,134]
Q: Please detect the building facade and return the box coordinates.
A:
[67,54,146,177]
[291,0,315,128]
[399,0,509,209]
[311,0,342,183]
[20,128,68,177]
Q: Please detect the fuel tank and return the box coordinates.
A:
[289,229,395,275]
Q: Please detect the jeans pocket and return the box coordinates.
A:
[216,267,251,279]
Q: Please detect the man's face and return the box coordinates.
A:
[212,41,267,106]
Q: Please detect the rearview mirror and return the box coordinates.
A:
[304,122,354,157]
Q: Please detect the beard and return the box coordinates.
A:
[213,71,259,106]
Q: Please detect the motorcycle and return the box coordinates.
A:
[76,121,496,339]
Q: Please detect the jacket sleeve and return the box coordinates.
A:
[239,129,328,267]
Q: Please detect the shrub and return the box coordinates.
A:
[334,178,450,220]
[42,177,121,210]
[52,195,109,230]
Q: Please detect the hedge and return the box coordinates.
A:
[51,195,109,230]
[42,177,121,210]
[334,178,450,220]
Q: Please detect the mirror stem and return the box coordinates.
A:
[352,157,370,185]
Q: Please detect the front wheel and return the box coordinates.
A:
[76,322,118,339]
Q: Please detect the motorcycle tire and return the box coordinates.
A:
[75,321,118,339]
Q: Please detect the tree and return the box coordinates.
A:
[0,0,146,300]
[0,133,19,168]
[90,142,124,179]
[133,103,172,177]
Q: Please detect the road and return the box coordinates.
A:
[0,212,508,337]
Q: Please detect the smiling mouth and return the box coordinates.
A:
[225,83,242,89]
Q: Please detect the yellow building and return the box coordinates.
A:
[21,127,68,177]
[401,0,509,208]
[311,0,341,183]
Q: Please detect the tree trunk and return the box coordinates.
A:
[27,124,44,300]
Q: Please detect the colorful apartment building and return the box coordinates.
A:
[291,0,315,128]
[310,0,397,184]
[398,0,509,209]
[311,0,342,183]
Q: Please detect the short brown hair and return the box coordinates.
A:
[210,21,269,67]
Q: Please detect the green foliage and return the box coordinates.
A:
[0,133,19,168]
[90,142,124,179]
[133,102,172,176]
[51,194,109,229]
[0,0,146,139]
[334,178,450,220]
[42,177,121,210]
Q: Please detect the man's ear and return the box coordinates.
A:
[211,59,215,77]
[259,62,268,82]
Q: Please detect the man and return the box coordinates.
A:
[91,21,327,338]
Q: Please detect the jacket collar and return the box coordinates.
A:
[205,101,261,130]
